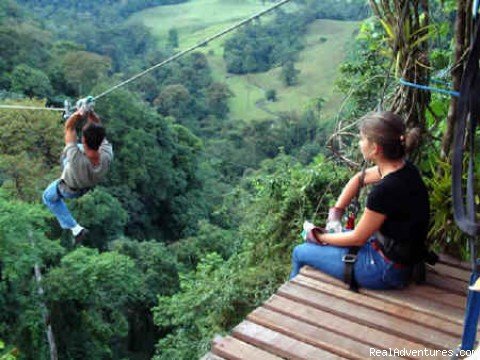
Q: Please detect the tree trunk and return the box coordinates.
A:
[30,232,58,360]
[441,0,470,158]
[34,263,58,360]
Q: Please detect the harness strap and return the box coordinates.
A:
[343,247,360,291]
[56,181,64,199]
[58,179,92,196]
[342,162,367,291]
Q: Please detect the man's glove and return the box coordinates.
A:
[76,96,95,115]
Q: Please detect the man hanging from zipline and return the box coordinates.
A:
[43,97,113,245]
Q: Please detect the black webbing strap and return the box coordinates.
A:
[452,17,480,353]
[342,162,367,291]
[343,247,360,291]
[56,180,92,197]
[452,19,480,238]
[55,182,64,199]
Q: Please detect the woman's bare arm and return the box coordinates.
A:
[334,166,382,209]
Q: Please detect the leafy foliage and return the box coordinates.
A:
[0,191,64,359]
[0,1,469,359]
[281,60,300,86]
[0,101,62,201]
[424,158,466,257]
[17,0,187,19]
[110,238,180,357]
[153,156,350,358]
[45,248,141,359]
[10,64,52,98]
[224,0,368,75]
[224,10,307,74]
[335,18,391,116]
[169,220,237,272]
[71,188,128,249]
[61,51,111,95]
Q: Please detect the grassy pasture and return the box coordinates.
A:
[132,0,358,121]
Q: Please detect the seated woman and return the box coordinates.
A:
[290,111,429,289]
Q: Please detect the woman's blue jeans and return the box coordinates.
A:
[42,179,82,230]
[290,238,412,289]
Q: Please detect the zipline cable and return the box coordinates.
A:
[93,0,293,101]
[0,0,293,112]
[0,104,64,111]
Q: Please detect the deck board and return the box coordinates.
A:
[212,336,283,360]
[278,281,458,350]
[233,320,344,360]
[430,263,471,282]
[425,271,467,295]
[205,259,470,359]
[301,267,466,323]
[248,306,394,359]
[200,352,226,360]
[264,295,444,359]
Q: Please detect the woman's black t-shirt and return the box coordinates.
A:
[366,161,430,265]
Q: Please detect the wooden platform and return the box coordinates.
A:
[204,255,473,359]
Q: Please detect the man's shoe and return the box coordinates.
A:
[74,228,89,246]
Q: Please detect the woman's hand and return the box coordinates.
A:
[317,208,386,247]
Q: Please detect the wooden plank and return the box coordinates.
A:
[200,352,227,360]
[247,306,401,360]
[264,295,446,359]
[278,281,459,350]
[298,269,464,329]
[402,284,466,309]
[438,254,472,271]
[426,271,468,296]
[301,267,464,324]
[429,263,471,282]
[212,336,283,360]
[233,320,345,360]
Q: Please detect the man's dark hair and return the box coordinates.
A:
[83,123,106,151]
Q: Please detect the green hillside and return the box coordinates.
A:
[130,0,272,47]
[131,0,358,121]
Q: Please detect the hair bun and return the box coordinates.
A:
[404,127,421,154]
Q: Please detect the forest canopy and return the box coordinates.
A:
[0,0,474,359]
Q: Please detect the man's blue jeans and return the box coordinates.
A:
[290,238,412,289]
[42,179,82,230]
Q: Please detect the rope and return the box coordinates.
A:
[0,104,64,111]
[399,78,460,97]
[94,0,293,101]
